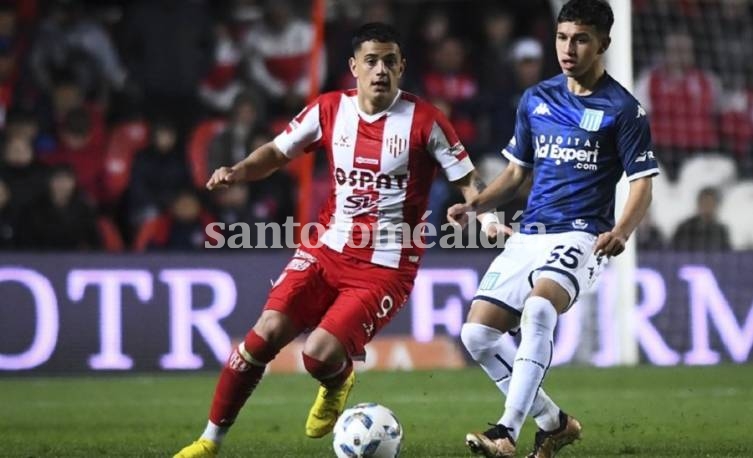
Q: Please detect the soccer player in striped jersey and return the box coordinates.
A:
[448,1,659,457]
[174,22,502,457]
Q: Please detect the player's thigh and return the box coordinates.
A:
[467,299,521,334]
[263,249,338,331]
[531,232,597,310]
[317,271,414,361]
[472,233,534,325]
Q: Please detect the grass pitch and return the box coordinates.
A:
[1,365,752,457]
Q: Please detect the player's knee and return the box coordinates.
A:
[522,296,558,330]
[460,322,503,361]
[253,311,297,348]
[303,328,346,363]
[302,352,349,380]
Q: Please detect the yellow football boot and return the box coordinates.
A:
[305,371,356,438]
[173,438,219,458]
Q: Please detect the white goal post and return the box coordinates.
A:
[606,0,639,365]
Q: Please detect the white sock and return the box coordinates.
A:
[500,297,558,440]
[200,420,230,444]
[460,322,561,432]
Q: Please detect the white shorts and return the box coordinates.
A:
[474,231,604,317]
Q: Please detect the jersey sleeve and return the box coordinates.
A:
[273,100,323,159]
[427,110,474,181]
[501,89,534,168]
[617,101,660,180]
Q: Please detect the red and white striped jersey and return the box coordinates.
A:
[273,89,474,268]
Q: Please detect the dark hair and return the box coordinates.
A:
[557,0,614,35]
[351,22,402,54]
[62,107,91,136]
[698,187,720,202]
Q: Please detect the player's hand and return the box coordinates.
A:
[206,166,241,190]
[447,203,472,228]
[594,230,628,257]
[484,222,513,240]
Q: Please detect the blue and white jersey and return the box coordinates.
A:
[503,73,659,235]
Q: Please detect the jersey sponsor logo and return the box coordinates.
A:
[571,219,589,230]
[534,134,600,171]
[579,108,604,131]
[636,105,647,118]
[335,167,408,189]
[533,102,551,116]
[343,193,387,216]
[634,150,655,163]
[386,134,408,158]
[355,157,380,165]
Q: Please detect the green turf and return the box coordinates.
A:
[1,365,752,457]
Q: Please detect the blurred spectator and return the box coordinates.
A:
[480,37,544,154]
[212,175,294,248]
[227,0,263,37]
[635,31,721,178]
[43,106,106,204]
[127,117,191,229]
[704,0,753,92]
[477,6,515,93]
[405,7,450,87]
[16,165,100,250]
[34,74,106,151]
[242,0,325,116]
[632,0,704,72]
[0,34,19,129]
[635,212,665,251]
[0,177,16,248]
[121,0,213,133]
[719,88,753,176]
[134,189,214,251]
[199,20,244,114]
[713,2,753,175]
[207,90,266,174]
[28,0,126,100]
[420,36,479,148]
[672,187,731,251]
[0,134,48,210]
[4,108,37,142]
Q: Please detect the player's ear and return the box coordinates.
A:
[349,56,357,77]
[598,36,611,54]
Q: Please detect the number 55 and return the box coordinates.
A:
[546,245,583,269]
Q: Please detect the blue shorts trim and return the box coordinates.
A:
[527,265,580,304]
[472,295,522,317]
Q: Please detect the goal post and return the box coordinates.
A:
[605,0,639,365]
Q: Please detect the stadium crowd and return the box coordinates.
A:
[0,0,749,252]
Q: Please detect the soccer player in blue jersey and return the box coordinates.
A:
[447,1,659,457]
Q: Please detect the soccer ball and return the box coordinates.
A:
[332,403,403,458]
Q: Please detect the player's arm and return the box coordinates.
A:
[449,170,511,238]
[206,142,290,190]
[447,162,531,227]
[602,97,660,256]
[594,176,652,257]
